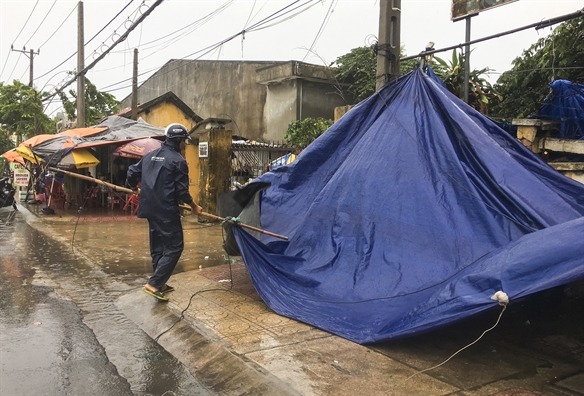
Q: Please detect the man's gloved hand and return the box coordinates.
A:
[130,186,139,195]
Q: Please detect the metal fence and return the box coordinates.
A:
[229,143,296,189]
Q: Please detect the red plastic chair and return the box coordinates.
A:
[45,182,65,210]
[122,193,139,215]
[82,186,101,209]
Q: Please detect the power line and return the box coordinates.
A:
[42,0,165,103]
[0,52,12,81]
[489,66,584,75]
[79,0,236,80]
[6,52,23,83]
[37,3,77,50]
[401,8,584,62]
[97,0,321,95]
[302,0,337,62]
[244,0,321,32]
[23,0,58,48]
[11,0,40,46]
[39,0,320,98]
[19,65,30,82]
[110,0,235,60]
[84,0,135,61]
[1,0,40,81]
[243,0,259,31]
[35,0,135,82]
[84,0,144,63]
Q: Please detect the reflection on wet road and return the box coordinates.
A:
[0,208,212,395]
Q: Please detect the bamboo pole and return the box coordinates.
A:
[50,167,289,240]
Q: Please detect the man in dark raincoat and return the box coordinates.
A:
[126,123,203,301]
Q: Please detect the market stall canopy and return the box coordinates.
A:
[231,69,584,344]
[57,126,108,137]
[20,134,65,147]
[112,137,162,158]
[21,135,81,166]
[56,149,100,169]
[0,149,25,165]
[77,117,164,149]
[12,116,164,166]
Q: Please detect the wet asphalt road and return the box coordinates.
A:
[0,207,212,396]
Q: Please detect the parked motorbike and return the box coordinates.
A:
[0,177,16,208]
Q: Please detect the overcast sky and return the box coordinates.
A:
[1,0,582,117]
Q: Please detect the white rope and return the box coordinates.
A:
[407,291,509,380]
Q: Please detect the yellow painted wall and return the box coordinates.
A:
[193,129,232,217]
[184,143,200,204]
[136,102,197,130]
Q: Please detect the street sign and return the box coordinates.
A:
[13,164,30,187]
[199,142,209,158]
[452,0,518,21]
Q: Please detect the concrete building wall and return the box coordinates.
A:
[261,80,350,142]
[123,60,279,141]
[300,80,348,121]
[263,80,298,142]
[122,60,353,143]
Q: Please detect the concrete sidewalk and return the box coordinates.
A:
[19,202,584,396]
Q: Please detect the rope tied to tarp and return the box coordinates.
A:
[222,216,241,225]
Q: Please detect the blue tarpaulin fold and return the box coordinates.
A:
[533,80,584,139]
[233,69,584,344]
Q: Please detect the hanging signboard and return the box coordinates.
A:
[13,164,30,187]
[452,0,518,21]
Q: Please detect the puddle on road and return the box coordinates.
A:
[40,215,231,277]
[0,210,212,395]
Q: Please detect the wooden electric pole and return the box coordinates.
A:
[131,48,138,121]
[11,46,39,87]
[77,1,86,128]
[376,0,401,91]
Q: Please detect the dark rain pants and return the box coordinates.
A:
[147,218,184,289]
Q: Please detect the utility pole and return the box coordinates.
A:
[131,48,138,121]
[77,1,86,128]
[376,0,401,91]
[11,46,39,87]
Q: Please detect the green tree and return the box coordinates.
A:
[0,127,15,155]
[331,45,418,103]
[432,50,501,114]
[284,117,333,149]
[58,75,121,127]
[0,80,53,140]
[491,18,584,120]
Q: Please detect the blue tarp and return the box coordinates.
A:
[534,80,584,139]
[233,69,584,344]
